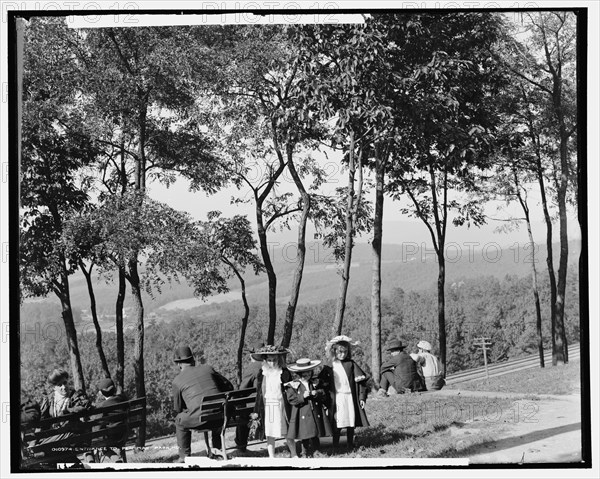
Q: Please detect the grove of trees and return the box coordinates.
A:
[18,11,581,444]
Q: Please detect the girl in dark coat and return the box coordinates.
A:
[249,345,296,458]
[318,335,370,451]
[285,358,333,457]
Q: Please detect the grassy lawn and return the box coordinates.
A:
[128,360,581,463]
[446,359,581,396]
[130,393,518,462]
[350,393,518,458]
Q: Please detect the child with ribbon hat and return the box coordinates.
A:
[249,345,297,458]
[285,357,333,457]
[318,335,370,451]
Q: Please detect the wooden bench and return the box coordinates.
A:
[21,397,146,468]
[194,387,257,460]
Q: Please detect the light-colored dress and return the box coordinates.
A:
[262,366,287,438]
[332,359,355,428]
[53,391,70,417]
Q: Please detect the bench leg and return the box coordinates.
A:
[221,429,227,460]
[120,448,127,463]
[203,432,211,458]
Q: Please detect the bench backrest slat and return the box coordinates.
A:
[23,397,146,463]
[23,408,144,442]
[192,389,257,427]
[26,398,146,431]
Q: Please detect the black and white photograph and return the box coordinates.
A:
[1,1,598,477]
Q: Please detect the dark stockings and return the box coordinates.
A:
[333,427,355,450]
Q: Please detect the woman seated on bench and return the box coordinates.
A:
[37,368,94,465]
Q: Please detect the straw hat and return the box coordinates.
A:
[251,345,291,361]
[327,335,359,346]
[287,358,322,372]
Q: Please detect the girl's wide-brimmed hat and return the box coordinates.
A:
[417,340,432,351]
[251,344,291,361]
[287,358,322,372]
[327,335,359,347]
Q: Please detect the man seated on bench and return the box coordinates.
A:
[172,345,234,463]
[94,378,128,463]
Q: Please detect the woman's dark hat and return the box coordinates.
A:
[386,339,405,351]
[47,368,69,386]
[251,345,290,361]
[174,346,194,363]
[287,358,322,372]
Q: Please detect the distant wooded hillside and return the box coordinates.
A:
[21,240,582,328]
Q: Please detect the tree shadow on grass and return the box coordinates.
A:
[358,425,411,448]
[430,422,581,459]
[351,421,470,452]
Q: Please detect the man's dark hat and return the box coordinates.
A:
[174,345,194,363]
[386,339,405,351]
[98,378,116,395]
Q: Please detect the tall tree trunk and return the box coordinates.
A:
[370,152,386,390]
[281,146,310,348]
[226,259,250,387]
[536,157,558,362]
[130,94,148,445]
[333,134,363,335]
[57,262,86,392]
[553,125,569,365]
[526,221,545,368]
[80,261,111,378]
[430,165,448,376]
[115,265,126,392]
[538,12,572,365]
[437,256,447,376]
[127,259,146,446]
[47,204,85,391]
[513,171,544,367]
[256,210,277,345]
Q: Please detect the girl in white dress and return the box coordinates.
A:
[250,346,297,458]
[319,336,370,451]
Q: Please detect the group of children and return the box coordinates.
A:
[246,335,370,458]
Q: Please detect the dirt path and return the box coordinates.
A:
[434,389,583,464]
